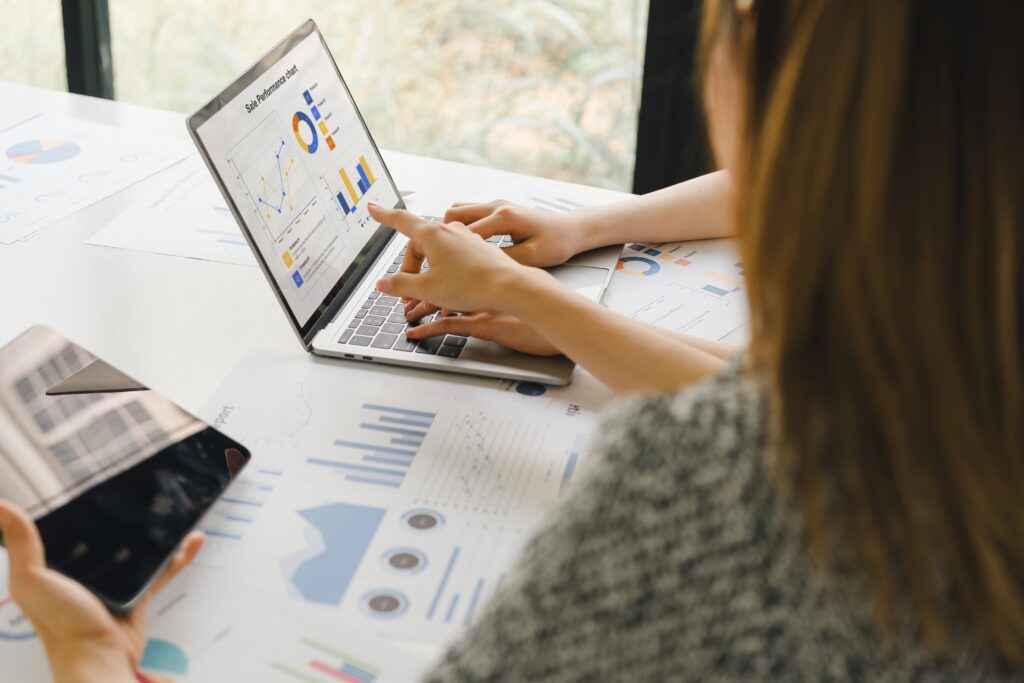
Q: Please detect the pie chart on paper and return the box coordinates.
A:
[6,138,81,165]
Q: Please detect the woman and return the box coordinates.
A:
[4,0,1023,679]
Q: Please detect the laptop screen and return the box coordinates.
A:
[191,24,401,335]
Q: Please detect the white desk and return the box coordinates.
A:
[0,82,746,414]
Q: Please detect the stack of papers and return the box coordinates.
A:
[87,156,257,267]
[0,113,189,244]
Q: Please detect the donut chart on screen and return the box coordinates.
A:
[292,111,318,154]
[6,138,81,164]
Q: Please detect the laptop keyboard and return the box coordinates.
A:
[338,245,469,357]
[336,221,513,358]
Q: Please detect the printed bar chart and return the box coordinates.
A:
[308,403,437,490]
[273,637,380,683]
[200,467,282,541]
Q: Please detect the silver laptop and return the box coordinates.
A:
[187,19,619,385]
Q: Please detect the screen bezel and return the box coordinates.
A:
[186,19,405,348]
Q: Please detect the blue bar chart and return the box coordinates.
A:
[307,403,437,490]
[200,467,283,542]
[424,545,494,627]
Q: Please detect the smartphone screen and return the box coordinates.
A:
[0,327,250,611]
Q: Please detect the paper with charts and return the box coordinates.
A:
[0,553,433,683]
[196,351,596,647]
[88,155,258,267]
[605,239,749,341]
[0,113,189,244]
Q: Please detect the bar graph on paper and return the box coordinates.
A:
[272,637,380,683]
[307,403,436,491]
[196,466,284,567]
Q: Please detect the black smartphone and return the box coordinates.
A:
[0,326,251,612]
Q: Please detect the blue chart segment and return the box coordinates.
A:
[308,403,437,490]
[256,139,294,217]
[559,433,586,495]
[139,639,189,676]
[289,503,386,605]
[425,546,490,627]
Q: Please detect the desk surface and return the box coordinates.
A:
[0,82,746,413]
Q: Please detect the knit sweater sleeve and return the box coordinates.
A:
[424,361,776,682]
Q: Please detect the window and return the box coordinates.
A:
[0,1,67,92]
[108,0,647,189]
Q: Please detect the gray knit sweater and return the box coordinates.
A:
[427,359,1017,682]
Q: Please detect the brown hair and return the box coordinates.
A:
[701,0,1024,668]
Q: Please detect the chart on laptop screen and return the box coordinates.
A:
[196,30,399,326]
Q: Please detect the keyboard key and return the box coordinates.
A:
[357,325,379,337]
[355,310,367,319]
[370,305,392,317]
[368,290,380,300]
[371,333,398,349]
[379,296,399,306]
[387,264,399,273]
[382,322,405,334]
[350,335,374,346]
[393,335,418,352]
[364,315,386,326]
[485,235,502,243]
[438,345,462,358]
[387,313,407,324]
[339,329,355,344]
[348,319,360,329]
[393,254,404,264]
[361,300,374,309]
[392,303,406,313]
[442,335,467,348]
[414,335,444,355]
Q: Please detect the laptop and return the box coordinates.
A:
[187,19,619,385]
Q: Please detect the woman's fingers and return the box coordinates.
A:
[0,501,46,582]
[146,532,204,598]
[465,214,510,241]
[122,532,204,648]
[377,272,427,301]
[368,204,429,239]
[406,314,490,341]
[405,301,440,323]
[444,200,506,225]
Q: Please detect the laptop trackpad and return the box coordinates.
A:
[548,264,609,302]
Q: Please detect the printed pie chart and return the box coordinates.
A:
[6,138,81,165]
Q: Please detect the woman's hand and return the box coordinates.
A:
[443,200,592,268]
[0,501,203,683]
[407,312,561,356]
[370,203,534,314]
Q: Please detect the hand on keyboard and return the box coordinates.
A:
[404,311,561,357]
[369,204,527,315]
[442,199,590,268]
